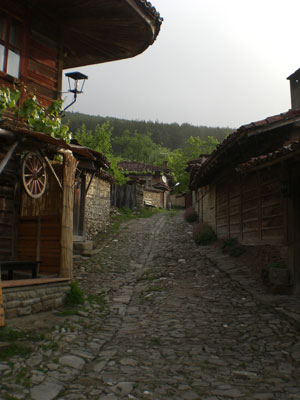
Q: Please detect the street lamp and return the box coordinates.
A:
[63,71,88,112]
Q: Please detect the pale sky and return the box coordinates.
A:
[63,0,300,129]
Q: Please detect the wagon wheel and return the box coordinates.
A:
[21,152,47,199]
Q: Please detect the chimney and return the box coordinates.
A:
[287,68,300,110]
[163,160,168,169]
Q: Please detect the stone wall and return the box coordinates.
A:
[85,175,111,239]
[144,189,162,208]
[170,194,185,208]
[3,281,69,319]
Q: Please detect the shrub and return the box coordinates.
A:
[193,223,217,245]
[221,237,246,257]
[64,281,85,306]
[183,207,198,223]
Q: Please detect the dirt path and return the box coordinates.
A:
[1,210,300,400]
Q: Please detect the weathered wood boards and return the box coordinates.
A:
[0,281,5,326]
[215,165,284,245]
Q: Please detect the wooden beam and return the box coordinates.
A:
[0,281,5,327]
[60,151,77,279]
[86,172,95,195]
[0,141,18,176]
[0,128,16,139]
[43,154,63,191]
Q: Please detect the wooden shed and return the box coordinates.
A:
[112,161,172,209]
[189,109,300,293]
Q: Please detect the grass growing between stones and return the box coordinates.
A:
[0,343,32,361]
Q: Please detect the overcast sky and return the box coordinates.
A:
[63,0,300,129]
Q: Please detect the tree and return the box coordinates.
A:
[168,136,219,193]
[74,122,126,184]
[113,130,158,163]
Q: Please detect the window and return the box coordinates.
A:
[0,14,21,78]
[147,176,152,188]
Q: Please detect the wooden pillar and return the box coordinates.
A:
[60,151,77,279]
[0,281,5,326]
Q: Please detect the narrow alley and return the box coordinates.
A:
[1,210,300,400]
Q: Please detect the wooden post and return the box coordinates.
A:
[0,280,5,326]
[60,151,77,279]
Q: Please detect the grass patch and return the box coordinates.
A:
[64,281,85,306]
[0,327,43,342]
[150,336,161,346]
[86,292,107,313]
[0,343,32,361]
[56,309,79,317]
[41,341,58,351]
[0,328,28,342]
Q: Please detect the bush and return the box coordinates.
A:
[193,223,217,245]
[183,207,198,223]
[221,237,245,257]
[64,281,85,306]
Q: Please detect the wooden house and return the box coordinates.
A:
[189,69,300,293]
[0,0,162,321]
[112,161,172,209]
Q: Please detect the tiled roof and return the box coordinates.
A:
[97,169,115,184]
[118,161,170,174]
[189,108,300,189]
[236,140,300,173]
[137,0,163,24]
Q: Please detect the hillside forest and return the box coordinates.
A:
[63,112,233,192]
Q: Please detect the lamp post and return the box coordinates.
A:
[62,71,88,113]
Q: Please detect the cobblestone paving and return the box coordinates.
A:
[1,210,300,400]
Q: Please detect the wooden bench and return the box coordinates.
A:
[0,261,40,280]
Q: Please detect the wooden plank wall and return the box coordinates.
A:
[18,163,63,275]
[17,216,61,275]
[215,165,284,245]
[0,149,18,261]
[27,30,60,107]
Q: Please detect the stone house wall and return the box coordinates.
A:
[3,281,69,319]
[85,175,111,239]
[143,189,162,208]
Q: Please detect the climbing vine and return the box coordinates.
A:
[0,86,71,143]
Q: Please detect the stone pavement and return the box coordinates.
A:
[1,210,300,400]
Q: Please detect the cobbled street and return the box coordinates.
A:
[1,210,300,400]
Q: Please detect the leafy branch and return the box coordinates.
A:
[0,86,71,143]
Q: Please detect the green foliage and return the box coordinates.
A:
[0,343,32,361]
[183,207,198,223]
[113,130,158,162]
[64,281,85,306]
[267,261,286,269]
[75,122,112,154]
[86,292,107,313]
[65,113,224,192]
[74,122,127,185]
[63,111,232,151]
[193,223,217,245]
[168,136,219,193]
[221,237,245,257]
[0,86,71,142]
